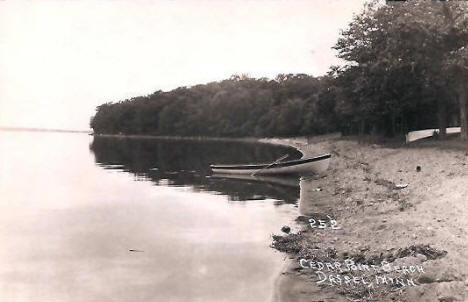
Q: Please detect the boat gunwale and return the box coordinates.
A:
[210,154,331,170]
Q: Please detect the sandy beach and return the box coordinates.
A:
[267,136,468,302]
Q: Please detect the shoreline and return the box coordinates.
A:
[270,138,467,301]
[93,133,262,143]
[91,133,341,156]
[92,133,304,145]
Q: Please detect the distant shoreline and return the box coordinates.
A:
[93,133,262,143]
[92,133,311,155]
[0,127,91,134]
[92,132,342,158]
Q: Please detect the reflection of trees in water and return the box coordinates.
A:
[89,137,301,204]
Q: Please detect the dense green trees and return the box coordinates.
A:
[90,75,337,137]
[333,0,468,137]
[91,0,468,139]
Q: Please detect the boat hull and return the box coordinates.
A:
[210,154,331,175]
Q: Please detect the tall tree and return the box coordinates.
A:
[334,0,468,138]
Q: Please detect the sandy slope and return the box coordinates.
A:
[270,138,468,302]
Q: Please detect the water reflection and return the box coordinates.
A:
[0,131,303,302]
[90,137,302,204]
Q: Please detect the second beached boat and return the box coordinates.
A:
[406,127,461,143]
[210,153,331,175]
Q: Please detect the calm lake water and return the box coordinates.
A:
[0,131,302,302]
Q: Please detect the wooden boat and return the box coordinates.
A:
[406,127,461,143]
[210,154,331,175]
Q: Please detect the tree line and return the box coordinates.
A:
[90,74,339,137]
[91,0,468,139]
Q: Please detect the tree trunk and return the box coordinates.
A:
[437,97,447,139]
[359,119,365,136]
[390,112,396,137]
[460,80,468,140]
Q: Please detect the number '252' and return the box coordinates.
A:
[309,216,341,230]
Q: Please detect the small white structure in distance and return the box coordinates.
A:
[406,127,461,143]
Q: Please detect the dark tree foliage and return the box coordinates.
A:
[90,74,339,137]
[333,0,468,137]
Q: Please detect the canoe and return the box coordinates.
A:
[406,127,461,143]
[210,154,331,175]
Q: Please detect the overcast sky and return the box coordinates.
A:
[0,0,365,130]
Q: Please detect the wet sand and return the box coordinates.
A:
[266,137,468,302]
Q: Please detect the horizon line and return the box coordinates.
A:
[0,126,92,134]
